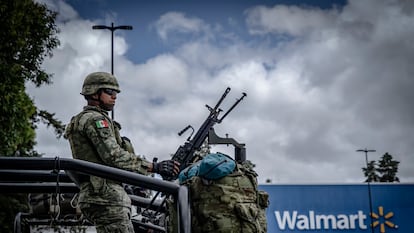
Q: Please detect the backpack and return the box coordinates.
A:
[181,160,269,233]
[178,152,236,183]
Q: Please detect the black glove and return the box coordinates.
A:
[153,160,180,178]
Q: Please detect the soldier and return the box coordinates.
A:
[64,71,180,233]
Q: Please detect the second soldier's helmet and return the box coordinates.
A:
[81,72,120,96]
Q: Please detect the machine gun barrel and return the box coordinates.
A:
[211,87,230,111]
[218,92,246,123]
[169,87,246,178]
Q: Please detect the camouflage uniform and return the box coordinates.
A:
[64,72,152,233]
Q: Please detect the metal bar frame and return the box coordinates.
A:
[0,157,190,233]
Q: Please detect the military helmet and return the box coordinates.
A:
[81,72,121,95]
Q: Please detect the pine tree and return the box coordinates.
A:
[377,152,400,182]
[362,152,400,183]
[362,160,380,182]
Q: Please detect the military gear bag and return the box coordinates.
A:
[178,161,200,184]
[180,160,269,233]
[198,152,236,180]
[178,152,236,183]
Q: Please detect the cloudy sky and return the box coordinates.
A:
[28,0,414,184]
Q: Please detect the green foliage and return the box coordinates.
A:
[0,194,30,233]
[362,160,379,182]
[0,83,37,156]
[0,0,59,86]
[0,0,62,157]
[0,0,63,232]
[377,152,400,182]
[362,152,400,183]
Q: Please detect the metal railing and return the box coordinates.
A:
[0,156,190,233]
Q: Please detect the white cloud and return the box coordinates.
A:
[245,4,337,36]
[28,0,414,184]
[37,0,79,22]
[153,12,210,41]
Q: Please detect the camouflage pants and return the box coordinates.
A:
[79,203,134,233]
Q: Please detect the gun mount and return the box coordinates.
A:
[208,127,246,162]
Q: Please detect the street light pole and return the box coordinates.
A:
[92,22,133,75]
[356,148,376,233]
[92,22,133,119]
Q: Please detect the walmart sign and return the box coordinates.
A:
[259,184,414,233]
[275,210,367,230]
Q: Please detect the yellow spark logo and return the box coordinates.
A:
[371,206,398,233]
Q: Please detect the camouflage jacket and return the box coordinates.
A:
[64,105,152,206]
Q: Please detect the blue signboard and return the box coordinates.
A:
[258,184,414,233]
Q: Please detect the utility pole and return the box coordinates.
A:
[92,22,133,119]
[356,148,376,233]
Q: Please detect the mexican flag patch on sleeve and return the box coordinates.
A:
[95,119,109,128]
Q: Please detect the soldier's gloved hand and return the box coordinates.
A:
[153,160,180,178]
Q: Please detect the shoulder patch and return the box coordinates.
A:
[95,119,109,128]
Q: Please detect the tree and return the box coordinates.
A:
[362,160,380,182]
[362,152,400,183]
[377,152,400,182]
[0,0,64,157]
[0,1,62,232]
